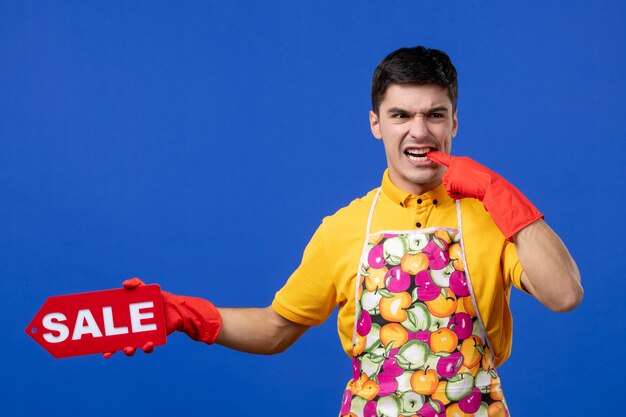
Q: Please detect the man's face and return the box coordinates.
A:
[369,83,458,195]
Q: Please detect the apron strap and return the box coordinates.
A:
[455,198,497,358]
[351,187,382,347]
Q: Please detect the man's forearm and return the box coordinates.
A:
[514,219,583,312]
[215,306,310,355]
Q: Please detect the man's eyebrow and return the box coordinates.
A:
[427,106,450,113]
[386,106,451,114]
[386,107,411,114]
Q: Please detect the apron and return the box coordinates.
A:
[339,189,511,417]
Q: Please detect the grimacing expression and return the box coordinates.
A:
[369,84,458,195]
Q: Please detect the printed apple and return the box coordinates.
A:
[395,371,413,393]
[449,270,470,297]
[423,240,450,270]
[445,372,475,402]
[376,395,401,417]
[353,334,366,356]
[407,233,429,253]
[362,243,375,268]
[415,270,440,301]
[361,352,383,378]
[382,352,404,377]
[364,323,381,352]
[379,292,411,322]
[436,351,463,378]
[357,310,372,336]
[402,302,431,333]
[352,357,362,381]
[448,312,473,340]
[428,315,450,332]
[448,242,463,264]
[349,372,379,401]
[369,233,384,245]
[410,368,438,395]
[360,381,380,401]
[376,371,398,397]
[385,266,411,293]
[488,401,509,417]
[489,375,504,401]
[458,387,482,413]
[379,323,409,348]
[472,320,488,343]
[394,339,429,370]
[368,244,386,269]
[430,262,456,288]
[363,400,377,417]
[348,393,367,416]
[475,369,492,394]
[365,267,388,292]
[430,327,458,354]
[340,389,352,416]
[400,252,429,275]
[416,399,445,417]
[400,391,426,414]
[435,229,452,243]
[460,335,484,368]
[425,287,457,318]
[383,236,409,265]
[360,290,383,313]
[474,402,489,417]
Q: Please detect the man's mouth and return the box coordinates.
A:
[404,147,436,162]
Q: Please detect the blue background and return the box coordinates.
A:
[2,1,625,415]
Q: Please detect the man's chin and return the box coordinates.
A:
[406,171,443,186]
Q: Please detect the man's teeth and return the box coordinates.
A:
[405,148,432,161]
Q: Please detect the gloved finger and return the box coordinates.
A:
[103,351,115,359]
[123,277,146,290]
[123,346,137,357]
[427,150,453,167]
[142,341,155,354]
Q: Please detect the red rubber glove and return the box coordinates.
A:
[103,278,222,358]
[427,151,544,241]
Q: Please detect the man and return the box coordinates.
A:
[115,46,583,416]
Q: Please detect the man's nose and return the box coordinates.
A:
[408,115,428,139]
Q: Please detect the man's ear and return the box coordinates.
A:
[452,110,458,138]
[369,110,382,140]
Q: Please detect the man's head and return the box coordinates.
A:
[369,46,459,195]
[371,46,458,115]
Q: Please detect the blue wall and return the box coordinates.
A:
[2,1,625,415]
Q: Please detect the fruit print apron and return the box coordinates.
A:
[340,188,511,417]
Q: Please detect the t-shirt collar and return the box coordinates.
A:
[381,169,450,207]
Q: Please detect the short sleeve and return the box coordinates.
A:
[501,240,527,293]
[271,222,338,326]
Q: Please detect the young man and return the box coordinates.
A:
[117,46,583,416]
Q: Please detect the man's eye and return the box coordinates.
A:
[393,113,408,119]
[430,113,444,118]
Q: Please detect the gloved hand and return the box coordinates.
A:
[427,151,544,241]
[103,278,223,358]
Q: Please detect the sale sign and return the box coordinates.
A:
[26,284,167,358]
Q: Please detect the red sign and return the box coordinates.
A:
[26,285,167,358]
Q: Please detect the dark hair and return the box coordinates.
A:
[371,46,458,113]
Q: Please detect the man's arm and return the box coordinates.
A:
[216,306,310,354]
[427,151,584,312]
[106,279,309,357]
[514,220,583,312]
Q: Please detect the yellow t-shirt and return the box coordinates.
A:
[272,171,524,367]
